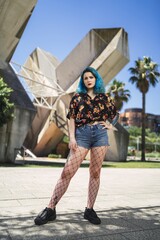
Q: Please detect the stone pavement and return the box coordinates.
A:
[0,164,160,240]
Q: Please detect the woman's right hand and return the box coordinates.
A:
[69,137,78,152]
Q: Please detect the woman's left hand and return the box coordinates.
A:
[99,121,113,130]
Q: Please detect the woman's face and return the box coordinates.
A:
[83,71,96,90]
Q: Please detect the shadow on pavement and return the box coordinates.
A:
[0,206,160,240]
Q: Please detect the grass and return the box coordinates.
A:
[105,161,160,168]
[0,160,160,168]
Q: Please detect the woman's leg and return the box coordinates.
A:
[87,146,108,209]
[48,146,89,209]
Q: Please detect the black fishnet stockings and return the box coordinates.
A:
[48,145,107,210]
[48,147,89,209]
[87,146,108,208]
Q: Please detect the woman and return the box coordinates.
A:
[34,67,117,225]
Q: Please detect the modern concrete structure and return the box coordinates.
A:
[105,124,129,161]
[0,0,130,162]
[18,28,130,161]
[57,28,129,91]
[0,0,37,62]
[0,0,37,162]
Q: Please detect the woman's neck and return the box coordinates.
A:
[87,89,96,99]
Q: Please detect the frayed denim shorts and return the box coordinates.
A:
[75,123,109,149]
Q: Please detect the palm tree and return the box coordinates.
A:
[128,56,160,161]
[106,79,131,111]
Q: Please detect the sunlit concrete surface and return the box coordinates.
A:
[0,166,159,239]
[21,28,129,160]
[0,0,37,62]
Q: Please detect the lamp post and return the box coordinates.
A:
[137,136,140,152]
[154,142,157,152]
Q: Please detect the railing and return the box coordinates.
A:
[10,61,66,109]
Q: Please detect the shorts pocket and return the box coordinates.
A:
[97,124,103,130]
[76,125,85,134]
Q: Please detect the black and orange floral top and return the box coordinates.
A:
[67,93,117,127]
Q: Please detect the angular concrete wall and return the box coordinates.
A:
[56,28,129,90]
[105,123,129,161]
[0,0,38,162]
[21,48,62,156]
[0,107,35,163]
[0,0,37,62]
[33,122,64,157]
[22,28,130,160]
[0,61,36,163]
[21,47,60,97]
[23,107,50,151]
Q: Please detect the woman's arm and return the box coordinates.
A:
[68,118,77,152]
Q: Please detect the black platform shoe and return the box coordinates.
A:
[34,207,56,225]
[84,207,101,225]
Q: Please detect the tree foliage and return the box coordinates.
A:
[129,57,160,93]
[128,56,160,161]
[106,79,131,111]
[127,126,159,138]
[0,77,14,127]
[127,126,160,152]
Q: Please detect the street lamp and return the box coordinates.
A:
[154,142,157,152]
[137,136,140,152]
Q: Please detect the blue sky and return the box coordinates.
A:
[12,0,160,114]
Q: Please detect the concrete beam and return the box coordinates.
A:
[21,28,130,159]
[56,28,129,91]
[0,0,37,62]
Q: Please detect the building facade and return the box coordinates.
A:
[120,108,160,133]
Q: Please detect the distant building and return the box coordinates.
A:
[120,108,160,133]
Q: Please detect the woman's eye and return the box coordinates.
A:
[84,75,94,80]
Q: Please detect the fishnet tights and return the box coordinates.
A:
[87,146,108,208]
[48,147,89,209]
[48,145,107,210]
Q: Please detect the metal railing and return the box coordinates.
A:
[10,61,66,109]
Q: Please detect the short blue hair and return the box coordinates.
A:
[77,67,105,94]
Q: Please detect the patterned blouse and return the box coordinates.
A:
[67,93,117,127]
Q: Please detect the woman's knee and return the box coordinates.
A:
[61,168,73,180]
[90,170,101,179]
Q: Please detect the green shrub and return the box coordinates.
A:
[0,77,14,127]
[48,154,62,158]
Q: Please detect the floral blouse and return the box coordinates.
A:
[67,93,117,127]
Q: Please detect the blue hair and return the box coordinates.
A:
[77,67,105,94]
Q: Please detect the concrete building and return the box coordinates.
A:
[120,108,160,133]
[0,0,37,163]
[0,0,130,162]
[18,28,130,161]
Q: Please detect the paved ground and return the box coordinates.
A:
[0,163,160,239]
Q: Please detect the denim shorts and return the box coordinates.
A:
[75,123,109,149]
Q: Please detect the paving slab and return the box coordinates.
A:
[0,166,160,239]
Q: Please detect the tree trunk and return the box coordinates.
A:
[141,92,146,161]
